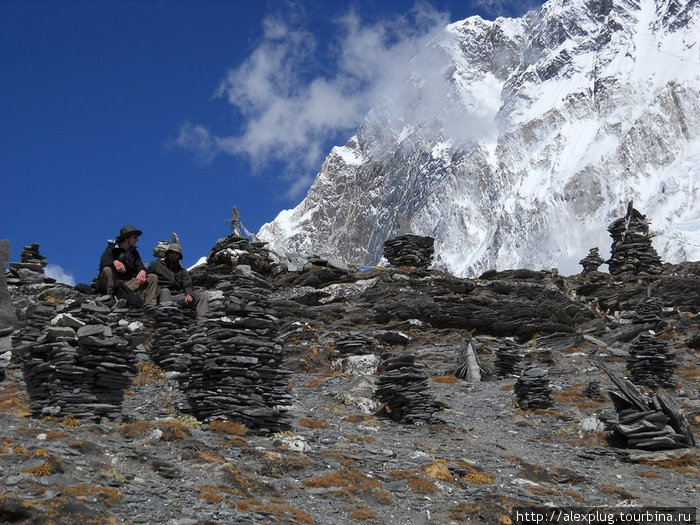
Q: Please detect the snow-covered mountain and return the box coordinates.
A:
[258,0,700,276]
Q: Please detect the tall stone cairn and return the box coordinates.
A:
[606,202,663,275]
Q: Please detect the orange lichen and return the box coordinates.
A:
[564,490,585,502]
[158,420,192,441]
[136,361,167,383]
[298,417,329,429]
[432,375,459,384]
[198,451,226,463]
[117,421,152,438]
[407,477,438,494]
[209,420,247,436]
[424,460,453,481]
[348,507,378,520]
[462,468,496,485]
[61,485,122,507]
[602,485,634,499]
[62,414,82,427]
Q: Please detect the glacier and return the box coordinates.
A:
[258,0,700,277]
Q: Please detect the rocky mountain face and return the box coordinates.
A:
[0,206,698,523]
[258,0,700,277]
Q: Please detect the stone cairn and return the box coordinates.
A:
[634,297,663,325]
[334,333,375,356]
[584,381,602,400]
[495,339,523,378]
[627,331,675,388]
[7,244,54,285]
[18,295,138,421]
[514,367,554,409]
[578,247,604,274]
[169,235,293,433]
[599,362,694,450]
[383,235,434,269]
[374,355,446,424]
[606,202,663,275]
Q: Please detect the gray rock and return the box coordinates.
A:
[0,240,19,329]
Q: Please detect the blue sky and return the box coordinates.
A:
[1,0,541,285]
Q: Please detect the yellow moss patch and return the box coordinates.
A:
[676,364,699,380]
[61,484,122,507]
[136,361,167,383]
[209,420,247,436]
[199,450,226,463]
[22,455,64,477]
[43,431,68,440]
[158,420,192,441]
[432,375,459,384]
[62,414,82,427]
[638,471,662,478]
[198,485,223,502]
[348,507,378,520]
[117,420,152,439]
[500,382,516,391]
[236,500,314,524]
[553,390,586,403]
[529,486,559,497]
[574,401,603,410]
[319,450,357,467]
[33,448,50,458]
[224,437,249,448]
[0,381,31,416]
[298,417,329,429]
[303,469,381,495]
[641,455,699,469]
[462,468,496,485]
[346,435,377,443]
[305,378,325,388]
[602,485,634,499]
[388,469,413,480]
[424,459,453,481]
[674,466,699,476]
[564,489,584,502]
[447,503,483,520]
[407,477,438,494]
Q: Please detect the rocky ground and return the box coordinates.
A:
[0,237,698,525]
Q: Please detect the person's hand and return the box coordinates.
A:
[137,270,146,285]
[114,260,126,273]
[185,294,194,304]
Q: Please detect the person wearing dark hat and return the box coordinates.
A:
[147,242,209,322]
[96,225,158,305]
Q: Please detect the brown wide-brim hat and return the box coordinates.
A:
[116,225,143,242]
[166,243,183,260]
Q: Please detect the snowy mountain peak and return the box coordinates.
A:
[258,0,700,276]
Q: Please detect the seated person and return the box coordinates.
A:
[147,243,208,322]
[97,225,157,306]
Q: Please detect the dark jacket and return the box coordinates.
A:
[147,259,194,296]
[99,244,146,281]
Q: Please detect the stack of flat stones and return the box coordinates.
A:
[578,247,604,274]
[175,238,292,433]
[495,339,523,378]
[193,235,280,285]
[334,333,375,356]
[514,367,554,409]
[383,235,434,269]
[634,297,663,325]
[21,298,137,420]
[627,331,675,388]
[607,204,663,275]
[146,304,196,372]
[374,355,445,424]
[7,244,54,285]
[584,381,602,399]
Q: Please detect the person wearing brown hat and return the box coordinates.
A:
[147,242,209,322]
[96,225,158,305]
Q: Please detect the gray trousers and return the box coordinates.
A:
[98,267,158,306]
[158,288,209,321]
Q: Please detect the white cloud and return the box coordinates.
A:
[176,1,529,198]
[45,264,76,286]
